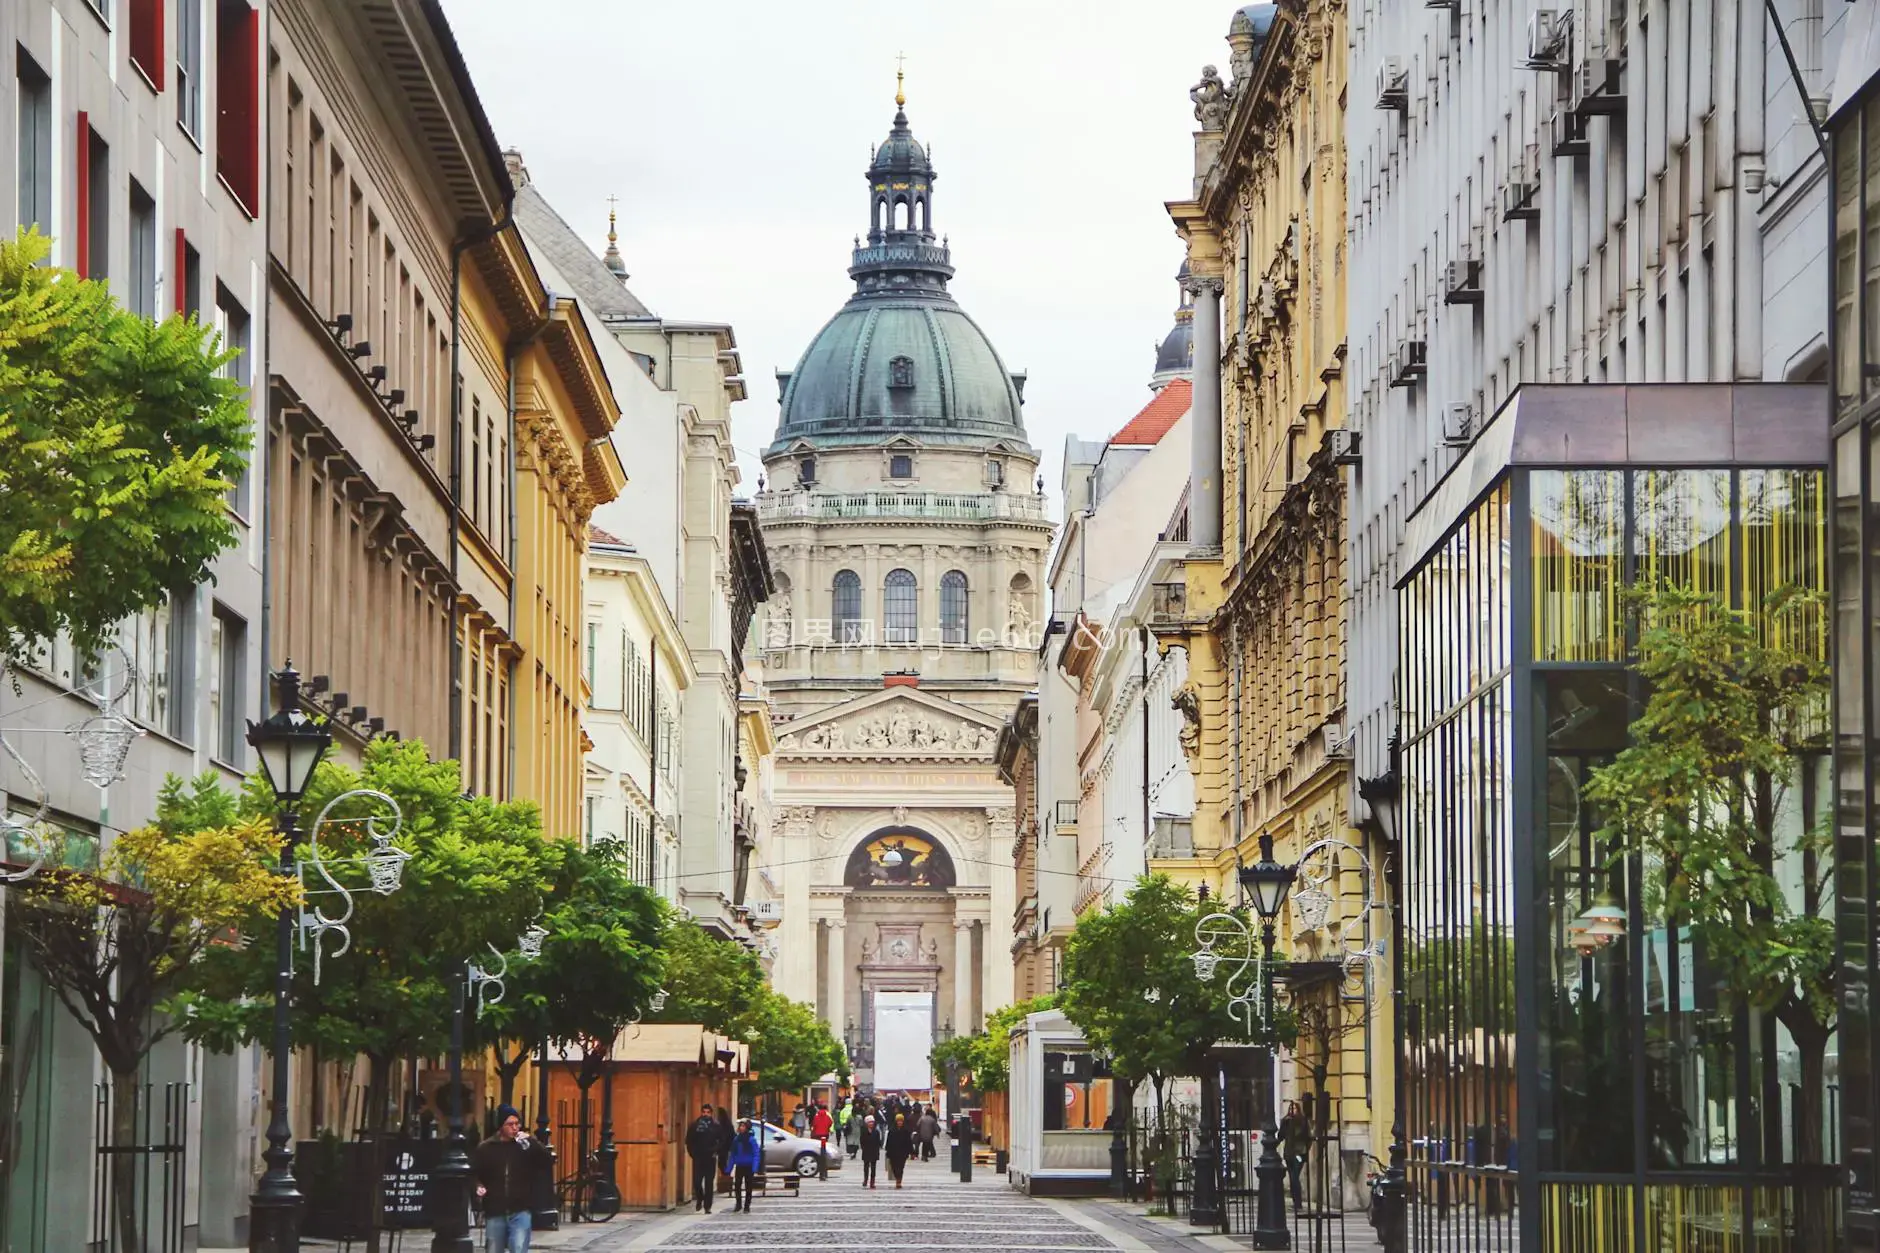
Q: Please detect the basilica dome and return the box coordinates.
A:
[769,95,1029,454]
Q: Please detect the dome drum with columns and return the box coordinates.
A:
[756,80,1045,1086]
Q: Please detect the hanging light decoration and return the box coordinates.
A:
[518,923,549,960]
[68,713,144,788]
[1569,892,1627,955]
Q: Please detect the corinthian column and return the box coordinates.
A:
[953,919,975,1034]
[1186,274,1225,550]
[826,919,847,1035]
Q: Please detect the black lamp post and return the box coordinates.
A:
[1240,835,1296,1251]
[597,1045,617,1195]
[430,961,475,1252]
[1359,745,1406,1253]
[533,1037,558,1232]
[246,664,332,1253]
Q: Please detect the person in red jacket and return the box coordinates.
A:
[810,1102,834,1180]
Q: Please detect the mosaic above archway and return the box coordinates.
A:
[845,830,955,889]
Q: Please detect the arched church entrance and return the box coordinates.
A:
[838,828,975,1098]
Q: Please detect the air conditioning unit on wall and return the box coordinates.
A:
[1443,256,1484,306]
[1443,404,1473,447]
[1525,9,1571,69]
[1375,57,1409,111]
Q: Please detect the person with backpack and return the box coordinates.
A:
[725,1117,762,1213]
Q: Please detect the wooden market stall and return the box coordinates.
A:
[539,1026,750,1211]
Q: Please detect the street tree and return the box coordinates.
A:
[1584,582,1834,1242]
[742,992,847,1097]
[479,839,667,1107]
[930,994,1056,1093]
[0,229,250,674]
[176,739,554,1132]
[10,774,297,1253]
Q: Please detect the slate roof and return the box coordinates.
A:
[513,183,654,321]
[1110,378,1191,447]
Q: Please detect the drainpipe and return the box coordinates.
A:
[1141,626,1151,873]
[447,200,515,765]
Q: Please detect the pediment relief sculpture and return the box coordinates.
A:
[777,710,999,756]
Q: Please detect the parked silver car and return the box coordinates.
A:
[754,1120,843,1176]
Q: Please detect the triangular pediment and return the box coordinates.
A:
[775,687,1003,757]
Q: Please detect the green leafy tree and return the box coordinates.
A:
[1584,583,1833,1242]
[742,992,846,1096]
[0,228,250,673]
[648,919,843,1097]
[931,994,1056,1093]
[1061,876,1267,1088]
[10,775,296,1253]
[477,840,667,1106]
[647,916,767,1034]
[175,740,554,1133]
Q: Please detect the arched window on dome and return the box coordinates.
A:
[889,356,914,390]
[894,198,911,231]
[874,197,886,235]
[833,570,863,643]
[918,197,929,233]
[940,571,968,644]
[884,569,917,643]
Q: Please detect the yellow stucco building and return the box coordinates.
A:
[456,225,625,840]
[1161,0,1392,1205]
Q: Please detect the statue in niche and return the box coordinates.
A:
[1191,65,1231,131]
[764,590,793,648]
[923,935,939,962]
[1007,594,1034,641]
[862,934,878,962]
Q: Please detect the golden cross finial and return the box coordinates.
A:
[895,52,906,107]
[606,195,619,242]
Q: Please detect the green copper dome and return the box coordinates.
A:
[768,102,1029,455]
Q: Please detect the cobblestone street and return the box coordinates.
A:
[460,1150,1386,1253]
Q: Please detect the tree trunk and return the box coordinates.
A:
[1791,1021,1831,1251]
[109,1067,144,1253]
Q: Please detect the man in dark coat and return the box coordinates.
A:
[473,1105,548,1252]
[857,1113,883,1189]
[685,1103,722,1212]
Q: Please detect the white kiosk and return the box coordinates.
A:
[1006,1007,1114,1195]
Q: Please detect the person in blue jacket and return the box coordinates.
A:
[725,1117,763,1213]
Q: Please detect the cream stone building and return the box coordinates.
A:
[754,84,1050,1091]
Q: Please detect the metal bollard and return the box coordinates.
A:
[957,1119,973,1183]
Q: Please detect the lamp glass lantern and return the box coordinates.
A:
[1240,846,1297,922]
[246,665,332,803]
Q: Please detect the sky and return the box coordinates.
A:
[443,0,1233,507]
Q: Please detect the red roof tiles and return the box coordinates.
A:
[1110,378,1191,447]
[588,524,627,546]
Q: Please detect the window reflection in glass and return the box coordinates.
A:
[1633,470,1733,603]
[1531,470,1624,662]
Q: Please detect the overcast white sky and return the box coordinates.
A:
[443,1,1231,507]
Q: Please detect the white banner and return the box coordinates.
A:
[872,992,934,1092]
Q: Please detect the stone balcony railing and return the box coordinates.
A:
[756,489,1050,524]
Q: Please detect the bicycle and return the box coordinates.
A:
[557,1152,622,1223]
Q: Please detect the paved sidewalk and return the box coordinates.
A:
[218,1152,1384,1253]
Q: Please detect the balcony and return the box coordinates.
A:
[756,489,1049,524]
[1051,799,1079,839]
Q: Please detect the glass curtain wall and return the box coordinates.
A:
[1400,467,1829,1252]
[1833,84,1880,1250]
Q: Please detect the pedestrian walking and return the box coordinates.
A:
[885,1112,913,1188]
[472,1105,548,1253]
[811,1100,834,1180]
[791,1102,809,1134]
[726,1117,762,1212]
[685,1103,721,1212]
[841,1099,857,1157]
[713,1106,735,1196]
[917,1106,939,1162]
[858,1113,882,1188]
[1278,1100,1310,1212]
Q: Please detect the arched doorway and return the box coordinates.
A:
[838,829,967,1098]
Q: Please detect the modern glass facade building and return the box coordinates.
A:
[1396,385,1829,1251]
[1832,28,1880,1247]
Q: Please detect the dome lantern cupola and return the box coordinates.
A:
[768,76,1031,457]
[1151,260,1196,391]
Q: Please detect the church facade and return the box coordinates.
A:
[754,84,1050,1093]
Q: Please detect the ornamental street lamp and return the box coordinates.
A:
[433,937,534,1250]
[1240,835,1295,1252]
[246,663,332,1253]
